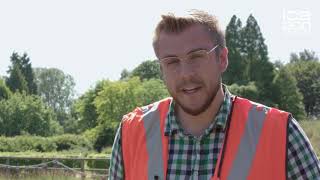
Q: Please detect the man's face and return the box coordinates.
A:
[157,24,227,116]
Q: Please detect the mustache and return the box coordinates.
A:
[176,78,203,90]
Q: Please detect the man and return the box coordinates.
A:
[109,10,320,180]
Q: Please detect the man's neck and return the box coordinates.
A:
[176,85,225,137]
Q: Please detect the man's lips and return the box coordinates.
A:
[181,86,201,94]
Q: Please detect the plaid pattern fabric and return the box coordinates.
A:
[287,118,320,179]
[109,86,320,180]
[164,87,231,180]
[109,124,124,179]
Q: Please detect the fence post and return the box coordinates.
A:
[5,157,10,174]
[81,159,85,179]
[43,158,47,171]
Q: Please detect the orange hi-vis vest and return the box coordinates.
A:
[121,97,290,180]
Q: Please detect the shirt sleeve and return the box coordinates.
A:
[109,123,124,180]
[287,117,320,179]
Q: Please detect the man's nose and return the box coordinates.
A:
[178,61,196,81]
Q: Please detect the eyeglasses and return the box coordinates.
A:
[159,44,219,72]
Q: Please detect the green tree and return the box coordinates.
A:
[74,80,105,132]
[273,60,285,70]
[224,15,247,85]
[136,78,169,105]
[33,68,76,127]
[90,77,168,150]
[228,82,259,102]
[6,52,37,94]
[241,15,276,106]
[224,14,276,106]
[0,92,62,136]
[121,60,162,81]
[120,69,130,80]
[131,60,161,80]
[290,49,319,63]
[273,67,306,120]
[287,60,320,117]
[6,63,28,93]
[95,77,168,124]
[0,78,12,100]
[94,78,141,124]
[242,15,275,83]
[90,79,138,151]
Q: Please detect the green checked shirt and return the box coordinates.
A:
[109,86,320,180]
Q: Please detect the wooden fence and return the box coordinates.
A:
[0,156,111,179]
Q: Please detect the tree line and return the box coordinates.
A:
[0,14,319,152]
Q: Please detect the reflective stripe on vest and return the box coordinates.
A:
[213,97,289,180]
[122,97,289,180]
[228,102,268,179]
[142,101,165,179]
[122,98,170,180]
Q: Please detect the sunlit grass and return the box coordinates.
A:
[300,119,320,157]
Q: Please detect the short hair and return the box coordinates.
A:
[152,9,225,57]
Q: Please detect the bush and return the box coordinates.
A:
[0,136,55,152]
[51,134,93,152]
[0,135,92,152]
[83,123,117,152]
[228,82,259,102]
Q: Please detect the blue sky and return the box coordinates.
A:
[0,0,319,95]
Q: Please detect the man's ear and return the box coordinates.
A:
[219,47,228,73]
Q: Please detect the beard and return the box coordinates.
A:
[171,77,222,116]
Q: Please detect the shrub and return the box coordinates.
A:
[0,135,92,152]
[83,123,117,152]
[51,134,93,152]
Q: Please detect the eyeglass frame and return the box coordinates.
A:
[158,44,220,71]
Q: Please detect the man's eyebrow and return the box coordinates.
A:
[161,48,207,59]
[186,48,206,54]
[161,54,178,59]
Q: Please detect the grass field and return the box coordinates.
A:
[300,119,320,157]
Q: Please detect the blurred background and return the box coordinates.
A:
[0,0,319,179]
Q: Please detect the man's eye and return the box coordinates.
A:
[166,58,179,65]
[189,52,205,60]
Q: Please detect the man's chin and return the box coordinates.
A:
[181,107,205,116]
[173,91,218,116]
[175,100,208,116]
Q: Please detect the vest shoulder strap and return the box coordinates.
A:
[121,97,172,180]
